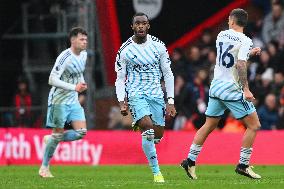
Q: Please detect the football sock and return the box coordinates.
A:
[188,143,203,161]
[239,147,252,165]
[42,134,62,167]
[63,130,81,141]
[142,136,160,174]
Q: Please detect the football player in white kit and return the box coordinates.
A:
[115,12,176,182]
[181,9,262,179]
[39,27,88,178]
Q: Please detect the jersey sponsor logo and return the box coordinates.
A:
[132,62,159,72]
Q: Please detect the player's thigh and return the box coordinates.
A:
[224,99,256,120]
[138,115,154,131]
[147,97,166,127]
[128,96,151,125]
[205,97,226,117]
[202,116,221,130]
[153,125,164,139]
[241,111,261,130]
[66,103,86,129]
[46,104,69,129]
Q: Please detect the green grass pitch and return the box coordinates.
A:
[0,165,283,189]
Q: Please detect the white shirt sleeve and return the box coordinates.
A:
[48,55,76,91]
[238,37,253,61]
[115,51,127,102]
[160,45,174,98]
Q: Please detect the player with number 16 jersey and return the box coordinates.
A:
[180,9,262,180]
[209,29,252,101]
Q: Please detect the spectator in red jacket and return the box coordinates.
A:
[14,79,32,127]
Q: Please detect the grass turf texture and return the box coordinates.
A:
[0,165,283,189]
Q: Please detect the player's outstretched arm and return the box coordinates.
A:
[236,60,255,101]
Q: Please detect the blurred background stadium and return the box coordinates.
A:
[0,0,284,167]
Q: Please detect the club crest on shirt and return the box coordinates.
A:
[153,52,159,60]
[132,55,137,60]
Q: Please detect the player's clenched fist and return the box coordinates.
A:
[250,47,261,56]
[119,101,128,116]
[166,104,177,117]
[75,82,88,92]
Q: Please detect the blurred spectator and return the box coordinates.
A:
[14,78,32,127]
[172,115,187,131]
[249,60,258,82]
[202,48,216,82]
[255,50,272,76]
[185,46,204,76]
[171,48,188,80]
[257,93,279,130]
[108,106,124,130]
[252,0,272,15]
[78,93,86,108]
[177,69,208,129]
[262,1,284,43]
[277,86,284,129]
[197,28,215,59]
[252,68,273,106]
[246,19,265,48]
[267,41,284,70]
[271,71,284,96]
[170,48,188,96]
[1,112,14,127]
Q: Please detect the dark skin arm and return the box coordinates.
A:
[236,60,255,101]
[119,101,128,116]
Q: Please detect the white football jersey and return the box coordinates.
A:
[48,48,87,105]
[210,29,253,101]
[115,34,171,99]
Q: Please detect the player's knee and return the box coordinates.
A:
[76,128,87,139]
[138,117,153,130]
[254,123,261,131]
[141,129,155,141]
[51,133,64,142]
[246,121,261,131]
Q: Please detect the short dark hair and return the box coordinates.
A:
[132,12,149,24]
[69,27,87,40]
[230,8,248,27]
[272,0,283,7]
